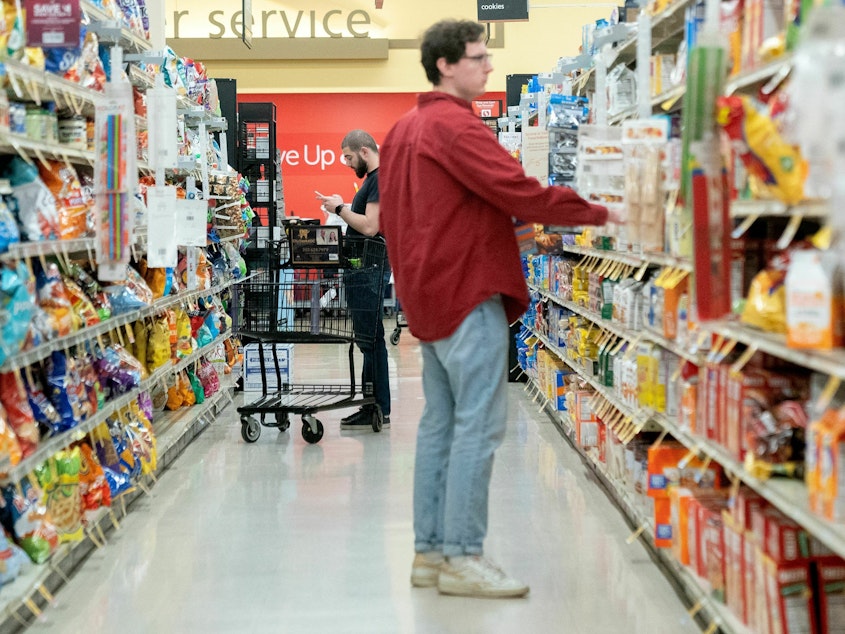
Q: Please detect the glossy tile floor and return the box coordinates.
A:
[28,327,699,634]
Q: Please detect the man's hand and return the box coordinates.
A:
[606,208,626,224]
[315,191,343,212]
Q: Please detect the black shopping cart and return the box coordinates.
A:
[233,225,389,444]
[390,299,407,345]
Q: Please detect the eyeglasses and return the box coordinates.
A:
[462,53,493,64]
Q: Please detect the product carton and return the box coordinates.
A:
[670,487,694,563]
[815,556,845,634]
[654,496,673,548]
[647,442,724,498]
[723,512,747,623]
[763,557,816,634]
[695,497,728,597]
[821,415,845,522]
[764,509,811,564]
[785,249,844,350]
[725,366,767,461]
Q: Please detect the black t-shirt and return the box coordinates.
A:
[347,168,378,240]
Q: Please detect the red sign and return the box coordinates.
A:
[25,0,80,48]
[239,91,505,221]
[472,99,503,118]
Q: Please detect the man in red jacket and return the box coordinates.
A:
[380,19,616,598]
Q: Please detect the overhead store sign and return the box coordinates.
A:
[170,8,374,39]
[477,0,528,22]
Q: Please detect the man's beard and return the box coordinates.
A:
[355,162,367,178]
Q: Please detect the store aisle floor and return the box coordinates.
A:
[28,331,699,634]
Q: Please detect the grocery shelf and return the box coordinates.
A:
[528,283,702,364]
[0,132,95,168]
[608,83,686,124]
[527,375,749,634]
[730,198,828,218]
[705,320,845,380]
[0,277,241,373]
[527,315,845,560]
[82,0,151,53]
[725,55,792,96]
[561,244,693,272]
[1,329,232,485]
[0,379,234,631]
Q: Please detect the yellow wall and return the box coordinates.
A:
[165,0,613,93]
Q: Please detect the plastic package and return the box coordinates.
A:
[35,262,74,337]
[37,160,90,239]
[34,449,84,543]
[741,268,787,333]
[0,262,35,366]
[77,442,111,520]
[0,372,39,457]
[3,157,59,241]
[94,344,145,397]
[0,402,22,467]
[47,351,88,432]
[2,478,59,564]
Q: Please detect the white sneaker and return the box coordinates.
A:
[411,551,444,587]
[438,556,529,598]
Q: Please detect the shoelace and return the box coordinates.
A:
[464,557,508,582]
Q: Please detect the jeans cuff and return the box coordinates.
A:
[443,544,483,558]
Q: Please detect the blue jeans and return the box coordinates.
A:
[346,267,391,416]
[414,296,508,557]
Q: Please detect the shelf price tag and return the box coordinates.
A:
[146,186,178,268]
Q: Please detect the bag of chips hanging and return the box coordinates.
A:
[165,377,184,411]
[133,319,149,374]
[0,372,39,457]
[3,477,59,563]
[62,277,100,328]
[37,160,90,240]
[91,423,133,499]
[35,262,74,337]
[179,371,195,406]
[0,262,35,367]
[0,529,29,585]
[46,351,87,432]
[34,449,84,543]
[146,316,171,372]
[186,369,204,405]
[77,443,111,521]
[0,402,21,468]
[23,370,63,437]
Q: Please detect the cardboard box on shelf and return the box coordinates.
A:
[763,557,816,634]
[815,556,845,634]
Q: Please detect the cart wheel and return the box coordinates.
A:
[241,417,261,443]
[371,407,384,433]
[390,329,401,345]
[275,412,290,432]
[301,418,324,444]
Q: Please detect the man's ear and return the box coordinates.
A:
[436,56,452,79]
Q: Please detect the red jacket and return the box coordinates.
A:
[380,91,608,342]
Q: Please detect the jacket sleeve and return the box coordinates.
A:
[446,121,609,227]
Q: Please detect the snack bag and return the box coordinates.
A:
[0,530,29,585]
[79,354,105,415]
[37,160,90,240]
[68,264,111,321]
[716,95,807,204]
[133,319,149,374]
[35,449,84,543]
[175,309,193,358]
[0,262,35,366]
[0,402,21,467]
[0,197,19,254]
[179,371,195,406]
[186,369,204,405]
[94,344,145,397]
[35,262,74,337]
[77,443,111,520]
[23,370,63,436]
[62,277,100,327]
[741,268,787,333]
[3,157,59,241]
[0,372,39,458]
[165,376,184,410]
[126,405,156,474]
[3,478,59,563]
[46,351,87,432]
[197,359,220,397]
[146,316,171,372]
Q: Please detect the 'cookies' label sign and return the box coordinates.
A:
[477,0,528,22]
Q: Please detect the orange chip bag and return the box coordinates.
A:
[0,401,22,467]
[37,160,90,240]
[179,372,195,406]
[77,442,111,519]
